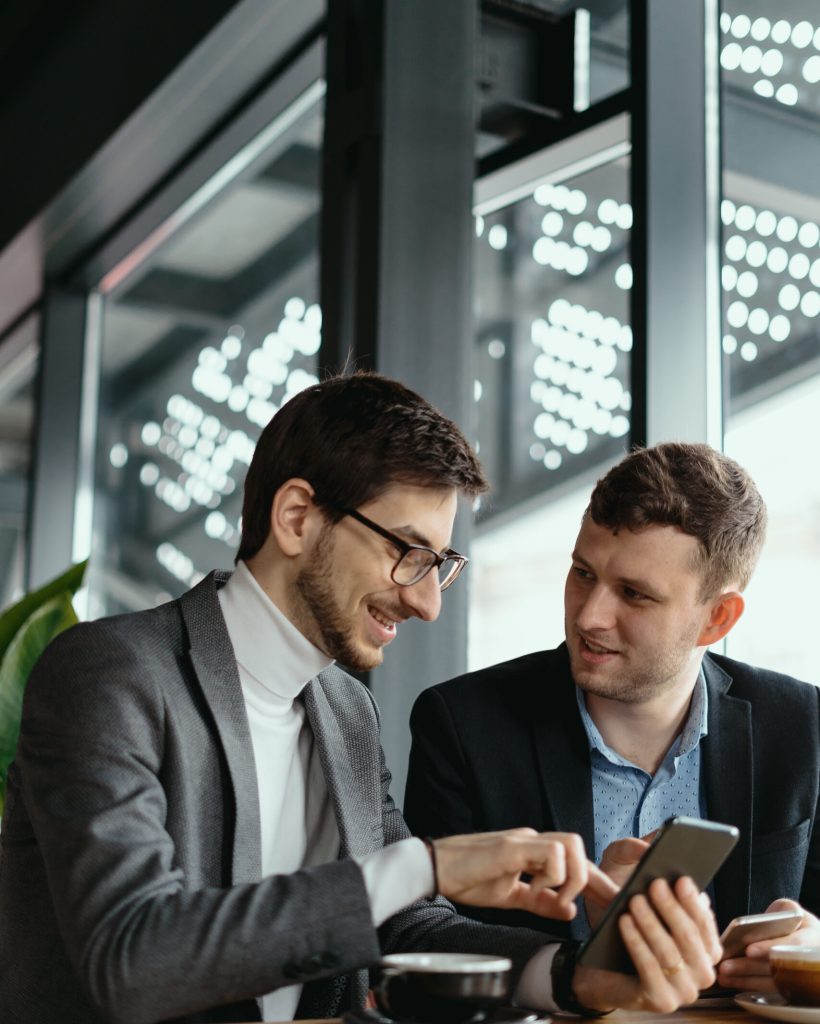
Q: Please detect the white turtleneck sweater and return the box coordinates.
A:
[218,561,438,1022]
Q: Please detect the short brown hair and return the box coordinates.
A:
[587,442,767,598]
[237,372,488,561]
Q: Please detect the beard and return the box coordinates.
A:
[292,524,380,672]
[566,620,704,705]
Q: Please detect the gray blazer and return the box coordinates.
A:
[0,572,548,1024]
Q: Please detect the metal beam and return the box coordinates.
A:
[630,0,722,448]
[321,0,477,801]
[27,289,89,586]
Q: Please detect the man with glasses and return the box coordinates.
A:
[1,375,720,1024]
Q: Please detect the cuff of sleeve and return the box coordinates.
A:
[355,837,436,927]
[550,941,614,1017]
[513,943,561,1012]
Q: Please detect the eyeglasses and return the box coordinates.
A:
[338,507,468,591]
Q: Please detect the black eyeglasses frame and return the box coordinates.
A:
[330,505,468,591]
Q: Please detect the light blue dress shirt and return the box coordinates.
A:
[575,671,709,865]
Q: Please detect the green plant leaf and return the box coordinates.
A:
[0,560,87,667]
[0,593,79,817]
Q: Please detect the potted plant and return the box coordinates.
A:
[0,561,87,817]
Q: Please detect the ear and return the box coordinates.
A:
[697,591,745,647]
[269,478,321,557]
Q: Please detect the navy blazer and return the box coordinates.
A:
[405,645,820,935]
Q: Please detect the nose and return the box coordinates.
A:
[399,568,443,622]
[574,583,617,633]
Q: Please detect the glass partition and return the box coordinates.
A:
[469,148,631,669]
[720,0,820,683]
[87,93,324,617]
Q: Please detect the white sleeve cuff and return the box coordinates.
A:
[512,943,561,1012]
[355,836,436,927]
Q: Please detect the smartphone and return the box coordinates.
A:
[719,909,803,960]
[577,816,740,975]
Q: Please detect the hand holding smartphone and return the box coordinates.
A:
[577,816,739,975]
[719,910,803,960]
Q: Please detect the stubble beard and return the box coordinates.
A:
[293,524,380,672]
[566,621,703,705]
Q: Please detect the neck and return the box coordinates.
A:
[583,673,701,775]
[243,553,298,625]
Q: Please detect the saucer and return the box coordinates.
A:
[735,992,820,1022]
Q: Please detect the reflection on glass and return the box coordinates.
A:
[469,153,630,669]
[473,156,631,516]
[720,0,820,682]
[89,98,324,616]
[720,2,820,115]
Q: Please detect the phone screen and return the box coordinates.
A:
[577,816,739,975]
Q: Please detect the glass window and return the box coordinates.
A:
[503,1,630,108]
[87,94,324,617]
[0,318,38,604]
[469,149,631,670]
[720,0,820,683]
[476,2,629,163]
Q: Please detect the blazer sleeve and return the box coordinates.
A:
[11,625,382,1024]
[374,723,553,993]
[404,684,481,838]
[799,688,820,917]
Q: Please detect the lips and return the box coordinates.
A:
[366,604,401,645]
[577,632,620,663]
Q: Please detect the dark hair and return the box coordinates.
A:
[237,372,488,561]
[587,442,767,598]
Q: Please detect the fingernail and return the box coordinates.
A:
[631,894,649,915]
[678,876,696,896]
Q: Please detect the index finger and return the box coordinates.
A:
[585,861,621,903]
[550,833,590,907]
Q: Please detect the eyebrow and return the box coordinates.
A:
[393,523,448,552]
[571,550,664,600]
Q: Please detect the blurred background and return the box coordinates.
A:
[0,0,817,794]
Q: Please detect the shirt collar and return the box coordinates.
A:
[575,669,709,767]
[218,560,333,701]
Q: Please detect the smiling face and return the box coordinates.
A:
[291,483,458,671]
[563,517,718,704]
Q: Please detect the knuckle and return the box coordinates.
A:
[657,993,679,1014]
[699,964,717,988]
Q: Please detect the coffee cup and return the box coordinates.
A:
[375,952,511,1023]
[770,946,820,1006]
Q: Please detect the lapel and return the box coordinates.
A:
[179,571,262,885]
[530,646,596,848]
[302,667,374,858]
[702,653,753,925]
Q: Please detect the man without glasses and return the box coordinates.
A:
[1,379,719,1023]
[406,441,820,993]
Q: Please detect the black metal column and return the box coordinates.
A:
[320,0,477,800]
[630,0,723,448]
[27,288,90,587]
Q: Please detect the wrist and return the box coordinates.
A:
[551,941,614,1017]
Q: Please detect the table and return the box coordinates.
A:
[236,1010,750,1024]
